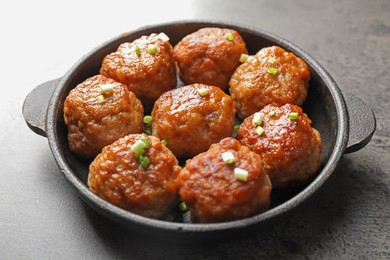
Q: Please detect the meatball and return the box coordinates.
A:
[176,138,271,223]
[229,46,310,119]
[151,84,236,159]
[174,27,247,91]
[100,33,177,109]
[236,104,322,188]
[63,75,144,158]
[88,134,181,219]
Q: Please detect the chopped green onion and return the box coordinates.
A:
[268,111,276,117]
[197,88,209,97]
[140,137,149,148]
[161,139,168,146]
[289,112,299,120]
[143,115,153,125]
[239,53,249,63]
[268,57,277,64]
[157,32,170,42]
[131,139,147,158]
[135,45,141,56]
[100,84,114,94]
[139,155,150,169]
[234,168,249,182]
[268,67,278,75]
[234,124,240,132]
[252,112,264,126]
[225,33,234,41]
[97,95,105,103]
[148,44,157,54]
[179,201,187,212]
[255,126,265,136]
[222,151,236,164]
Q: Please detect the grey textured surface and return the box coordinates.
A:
[1,0,389,259]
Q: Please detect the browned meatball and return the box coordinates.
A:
[174,27,247,91]
[100,33,177,109]
[176,137,271,223]
[236,104,322,188]
[63,75,144,158]
[151,84,236,159]
[88,134,181,219]
[229,46,310,119]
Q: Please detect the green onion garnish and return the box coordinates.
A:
[234,168,249,182]
[255,126,265,136]
[139,155,150,169]
[97,95,105,103]
[148,44,157,54]
[289,112,299,120]
[268,67,278,75]
[234,124,240,132]
[143,115,153,125]
[162,139,168,146]
[222,151,236,164]
[140,137,149,148]
[131,139,147,158]
[197,88,209,97]
[135,45,141,56]
[239,53,248,63]
[100,84,114,94]
[268,111,276,117]
[268,57,277,64]
[252,112,264,126]
[225,33,234,41]
[179,201,187,212]
[157,32,170,42]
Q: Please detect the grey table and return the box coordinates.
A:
[1,0,389,259]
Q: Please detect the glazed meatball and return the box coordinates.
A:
[236,104,322,188]
[151,84,236,158]
[100,33,177,109]
[176,138,271,223]
[63,75,144,158]
[88,134,181,219]
[174,27,247,91]
[229,46,310,119]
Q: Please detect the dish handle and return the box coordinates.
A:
[22,78,61,137]
[344,92,376,154]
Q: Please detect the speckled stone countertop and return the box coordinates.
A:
[1,0,389,259]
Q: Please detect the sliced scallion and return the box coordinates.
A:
[157,32,170,42]
[222,151,236,164]
[255,126,265,136]
[135,45,141,56]
[252,112,264,126]
[162,139,168,146]
[100,84,114,94]
[225,33,234,41]
[268,67,278,75]
[179,201,187,212]
[234,168,249,182]
[139,155,150,169]
[131,139,147,158]
[289,112,299,120]
[143,115,153,125]
[197,88,209,97]
[97,95,105,103]
[268,111,276,117]
[268,57,277,64]
[234,124,240,132]
[148,44,157,54]
[239,53,249,63]
[140,137,149,148]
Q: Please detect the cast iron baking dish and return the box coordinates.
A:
[23,20,376,241]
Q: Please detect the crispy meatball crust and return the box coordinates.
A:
[174,27,247,91]
[88,134,181,219]
[151,84,236,159]
[176,138,271,223]
[229,46,310,119]
[63,75,144,158]
[100,33,177,109]
[236,104,322,188]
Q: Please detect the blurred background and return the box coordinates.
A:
[0,0,389,259]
